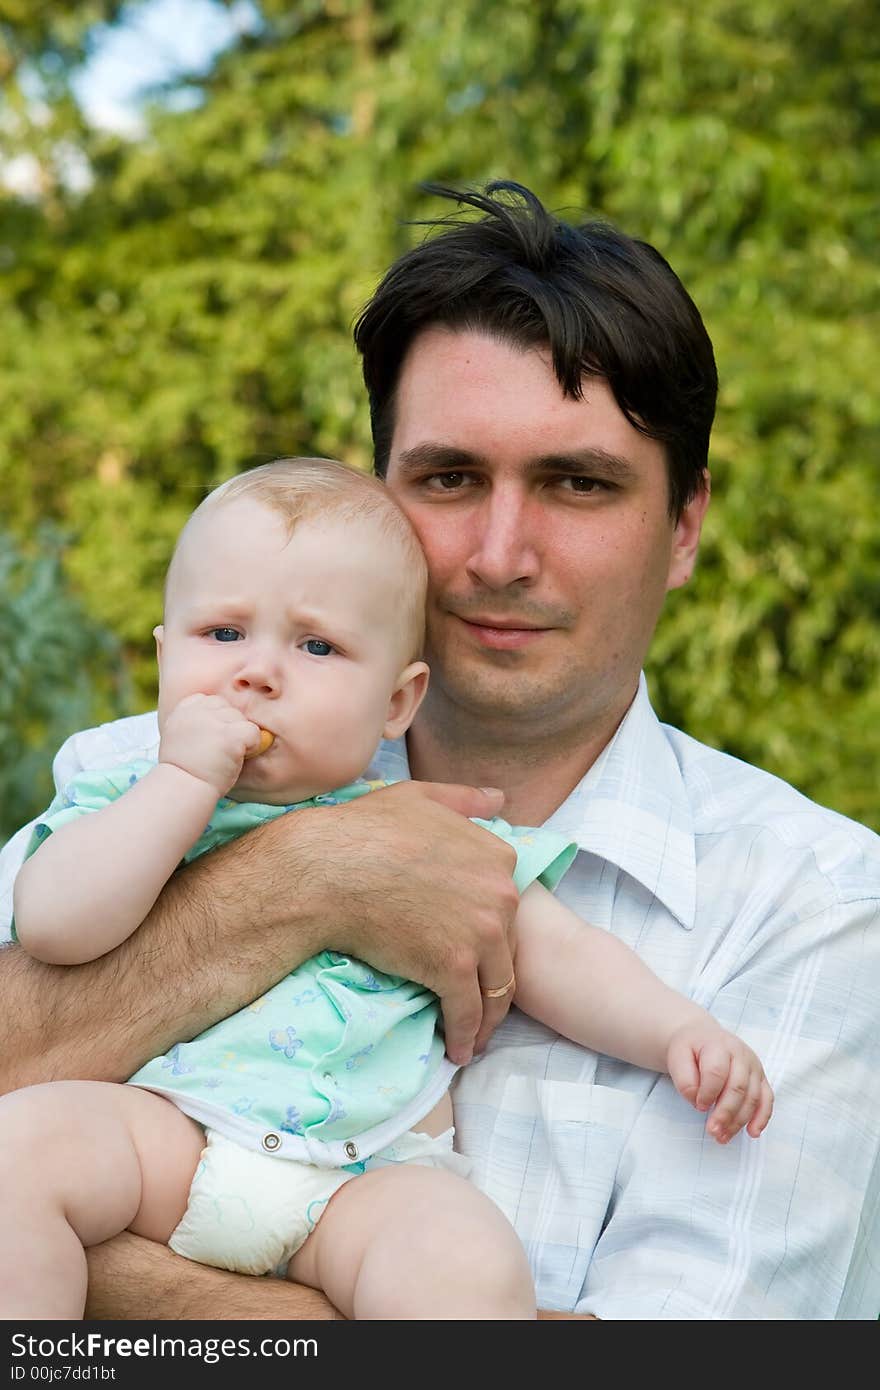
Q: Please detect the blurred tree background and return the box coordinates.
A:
[1,0,878,840]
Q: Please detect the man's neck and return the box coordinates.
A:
[405,704,625,826]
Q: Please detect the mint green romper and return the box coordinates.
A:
[22,762,577,1169]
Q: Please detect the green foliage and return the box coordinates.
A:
[0,0,878,833]
[0,529,129,841]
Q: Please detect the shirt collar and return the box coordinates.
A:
[542,675,696,929]
[372,674,696,931]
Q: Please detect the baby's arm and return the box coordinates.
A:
[513,882,773,1143]
[13,695,264,966]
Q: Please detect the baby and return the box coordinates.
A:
[2,458,772,1320]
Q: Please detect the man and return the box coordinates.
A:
[2,182,878,1319]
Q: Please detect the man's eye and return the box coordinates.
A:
[304,638,334,657]
[209,627,241,642]
[561,476,603,494]
[426,472,467,490]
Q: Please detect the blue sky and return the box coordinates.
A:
[73,0,259,134]
[3,0,258,195]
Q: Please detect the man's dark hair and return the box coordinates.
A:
[354,181,717,519]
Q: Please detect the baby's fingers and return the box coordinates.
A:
[693,1041,734,1112]
[707,1058,770,1143]
[666,1033,702,1107]
[746,1079,774,1138]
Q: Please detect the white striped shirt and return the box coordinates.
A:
[2,676,879,1318]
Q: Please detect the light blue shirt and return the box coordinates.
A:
[2,675,879,1318]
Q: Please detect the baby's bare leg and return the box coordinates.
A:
[288,1161,535,1320]
[0,1081,204,1319]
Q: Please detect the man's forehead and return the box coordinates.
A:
[387,331,665,479]
[397,324,555,382]
[392,327,611,425]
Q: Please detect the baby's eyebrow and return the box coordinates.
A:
[185,603,250,623]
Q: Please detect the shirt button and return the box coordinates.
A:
[262,1132,282,1153]
[344,1141,358,1160]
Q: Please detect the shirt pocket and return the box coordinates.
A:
[456,1072,641,1312]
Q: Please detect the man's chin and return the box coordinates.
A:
[436,671,565,724]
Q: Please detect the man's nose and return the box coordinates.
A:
[465,489,540,589]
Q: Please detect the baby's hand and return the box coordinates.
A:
[159,693,265,796]
[667,1020,774,1144]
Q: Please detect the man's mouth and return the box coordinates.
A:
[454,615,552,651]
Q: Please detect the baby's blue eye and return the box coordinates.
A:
[210,628,241,642]
[304,638,333,657]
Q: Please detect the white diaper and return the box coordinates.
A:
[169,1125,471,1277]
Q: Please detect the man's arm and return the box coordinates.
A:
[85,1234,597,1320]
[1,781,520,1325]
[85,1235,342,1320]
[0,780,518,1095]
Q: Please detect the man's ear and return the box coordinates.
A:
[666,471,711,592]
[383,661,430,740]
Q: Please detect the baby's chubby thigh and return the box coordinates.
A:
[288,1127,535,1319]
[0,1079,204,1248]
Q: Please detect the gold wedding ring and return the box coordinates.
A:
[481,972,516,999]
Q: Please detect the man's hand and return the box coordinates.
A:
[318,781,519,1065]
[667,1021,774,1144]
[0,779,518,1098]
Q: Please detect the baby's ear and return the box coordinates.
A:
[153,624,165,662]
[383,661,429,740]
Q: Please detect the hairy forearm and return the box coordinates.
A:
[85,1234,341,1320]
[1,781,524,1095]
[0,812,333,1094]
[83,1235,591,1321]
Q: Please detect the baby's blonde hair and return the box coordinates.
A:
[174,457,427,662]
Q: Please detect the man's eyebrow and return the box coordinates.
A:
[394,443,485,473]
[526,449,638,481]
[394,443,638,480]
